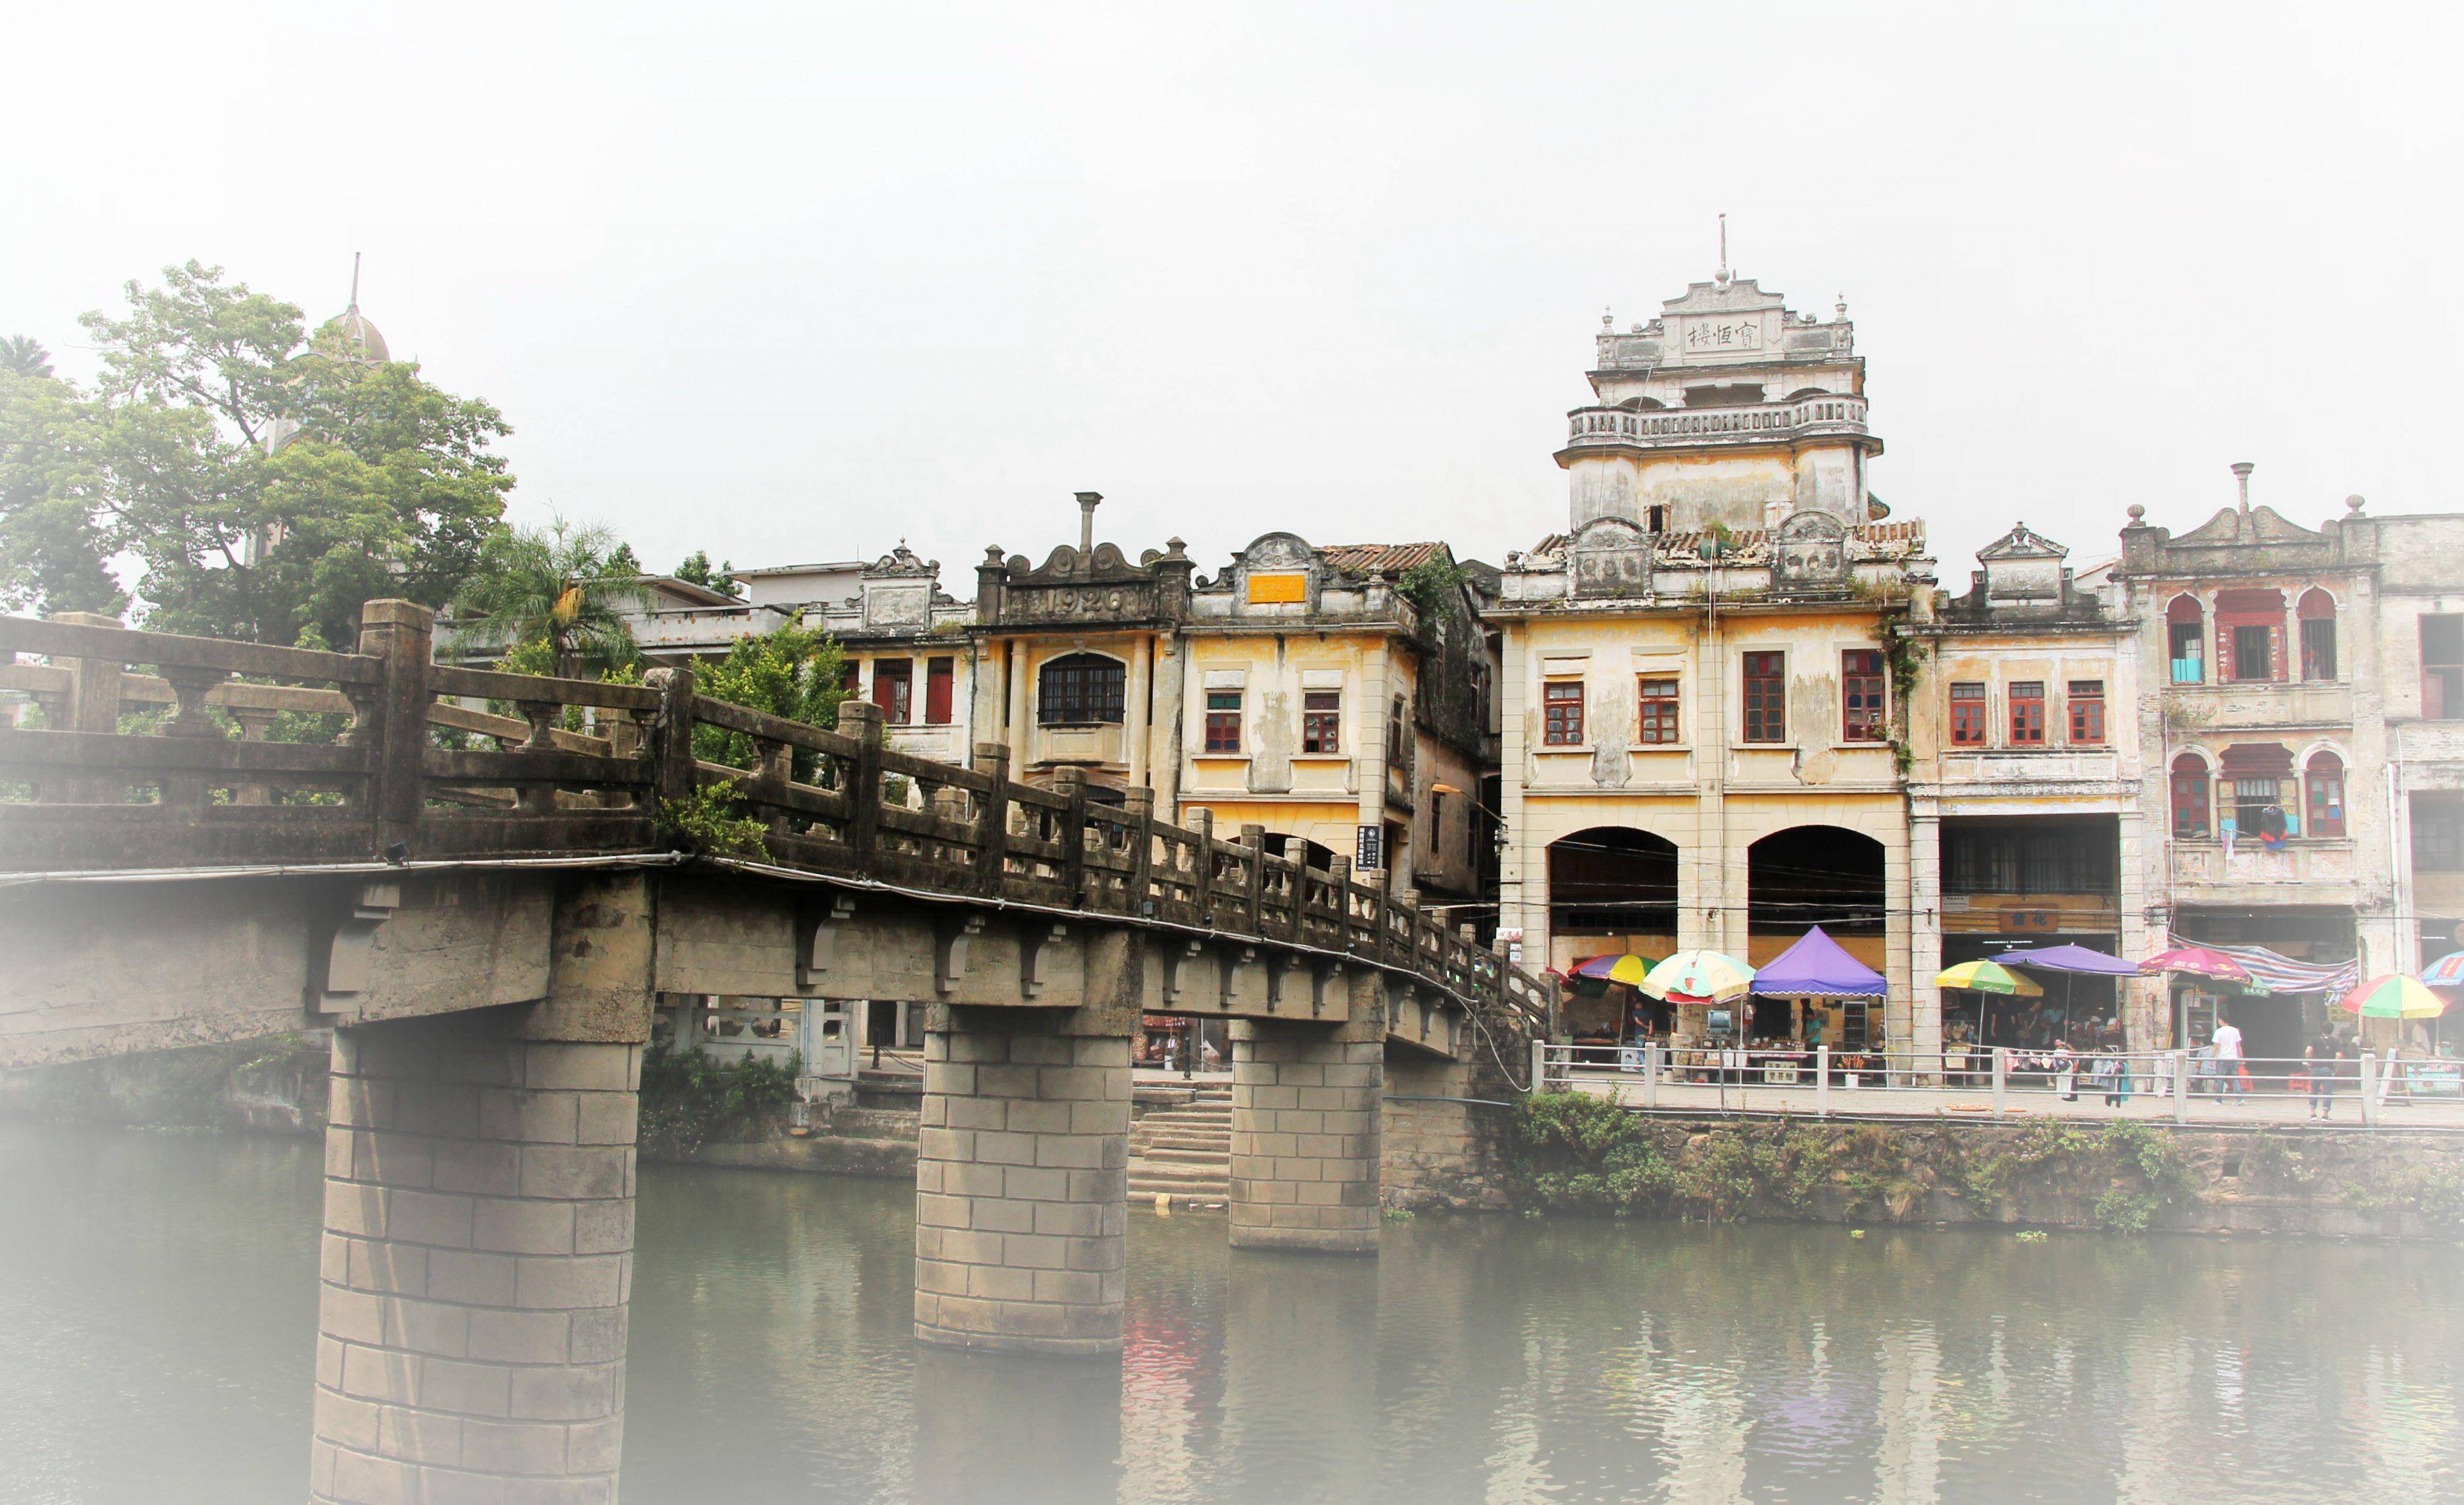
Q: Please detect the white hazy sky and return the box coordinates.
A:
[9,1,2460,598]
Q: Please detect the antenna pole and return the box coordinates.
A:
[349,251,362,308]
[1717,213,1728,280]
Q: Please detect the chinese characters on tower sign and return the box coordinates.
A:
[1684,320,1762,351]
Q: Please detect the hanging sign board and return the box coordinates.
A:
[1355,824,1383,871]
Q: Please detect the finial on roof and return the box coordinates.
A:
[2127,504,2146,522]
[1717,213,1729,284]
[2346,494,2366,514]
[2231,461,2254,513]
[1602,306,1614,331]
[1835,293,1848,319]
[348,251,361,310]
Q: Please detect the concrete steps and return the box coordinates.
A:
[1129,1092,1233,1205]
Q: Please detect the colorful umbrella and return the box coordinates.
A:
[2419,952,2464,988]
[1572,953,1654,986]
[2137,946,2253,984]
[1639,950,1755,1002]
[2338,974,2451,1019]
[1934,959,2043,996]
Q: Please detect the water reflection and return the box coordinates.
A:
[2,1121,2459,1505]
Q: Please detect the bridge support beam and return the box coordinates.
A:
[914,1009,1131,1355]
[1228,972,1386,1254]
[311,871,654,1504]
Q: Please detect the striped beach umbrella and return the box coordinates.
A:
[2337,974,2450,1019]
[1934,959,2043,997]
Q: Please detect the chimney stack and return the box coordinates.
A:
[2231,462,2254,513]
[1075,491,1102,555]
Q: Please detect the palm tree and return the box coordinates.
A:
[452,518,655,678]
[0,335,53,378]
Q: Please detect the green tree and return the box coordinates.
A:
[691,621,850,773]
[673,549,742,597]
[0,362,125,615]
[0,261,515,642]
[0,336,53,378]
[451,517,654,678]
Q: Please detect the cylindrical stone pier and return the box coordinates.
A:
[311,1009,639,1504]
[1228,1001,1386,1253]
[914,1012,1130,1355]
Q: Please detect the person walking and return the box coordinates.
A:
[2053,1039,2078,1102]
[2212,1017,2246,1100]
[2307,1033,2346,1121]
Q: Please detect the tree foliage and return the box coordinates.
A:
[690,621,850,773]
[0,262,515,642]
[450,517,653,678]
[673,549,742,597]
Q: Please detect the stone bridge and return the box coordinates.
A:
[0,602,1547,1504]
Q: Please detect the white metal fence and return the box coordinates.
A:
[1531,1042,2464,1128]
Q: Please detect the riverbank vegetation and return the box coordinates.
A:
[637,1043,801,1157]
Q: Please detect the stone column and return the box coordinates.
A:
[1228,969,1386,1253]
[914,1010,1131,1355]
[310,1012,639,1504]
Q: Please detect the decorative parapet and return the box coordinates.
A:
[1557,393,1874,465]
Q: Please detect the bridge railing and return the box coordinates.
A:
[1,601,1557,1030]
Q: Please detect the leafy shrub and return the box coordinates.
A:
[658,779,769,858]
[637,1043,801,1157]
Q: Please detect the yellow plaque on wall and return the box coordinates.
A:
[1247,573,1305,604]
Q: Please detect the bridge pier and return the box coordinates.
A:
[914,1009,1131,1356]
[1228,972,1386,1254]
[311,871,654,1504]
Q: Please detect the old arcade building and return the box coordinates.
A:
[1907,525,2146,1050]
[2373,512,2464,980]
[807,543,977,767]
[1176,534,1494,903]
[2114,480,2393,1057]
[1493,267,1939,1054]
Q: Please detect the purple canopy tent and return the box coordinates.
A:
[1995,943,2138,1043]
[1749,926,1887,996]
[1747,926,1885,1049]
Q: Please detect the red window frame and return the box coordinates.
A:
[2008,681,2045,745]
[924,657,954,726]
[2067,680,2105,746]
[1949,682,1987,746]
[2171,757,2210,836]
[1301,689,1342,754]
[2306,755,2346,838]
[1741,652,1785,744]
[1841,650,1887,742]
[1204,690,1242,754]
[872,657,913,724]
[1637,676,1680,744]
[1542,680,1584,747]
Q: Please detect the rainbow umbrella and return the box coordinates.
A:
[1639,950,1755,1003]
[1572,953,1654,986]
[2418,952,2464,988]
[2138,946,2252,985]
[2338,974,2451,1019]
[1934,959,2042,997]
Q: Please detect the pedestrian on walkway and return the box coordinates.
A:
[2213,1018,2246,1099]
[2053,1039,2078,1102]
[2307,1034,2345,1121]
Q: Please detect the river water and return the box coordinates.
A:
[2,1119,2459,1505]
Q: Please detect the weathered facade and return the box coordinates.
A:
[1493,268,1937,1054]
[1177,534,1493,901]
[1906,525,2147,1047]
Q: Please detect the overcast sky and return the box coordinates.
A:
[10,1,2459,600]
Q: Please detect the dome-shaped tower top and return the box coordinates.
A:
[312,253,390,363]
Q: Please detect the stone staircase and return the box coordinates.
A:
[1127,1089,1233,1206]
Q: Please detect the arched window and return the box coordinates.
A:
[2305,750,2346,838]
[2167,595,2205,684]
[1036,652,1126,726]
[2170,752,2211,837]
[2216,588,2286,682]
[2298,589,2338,681]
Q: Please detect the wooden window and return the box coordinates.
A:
[924,657,954,725]
[2170,754,2210,837]
[2067,680,2105,745]
[1949,682,1987,745]
[2424,616,2464,720]
[1204,690,1242,753]
[2008,681,2045,745]
[1037,653,1125,726]
[1542,680,1584,746]
[2216,588,2285,682]
[1637,676,1680,744]
[2415,799,2464,871]
[2166,595,2206,684]
[1741,652,1785,743]
[2297,589,2337,681]
[2305,751,2346,838]
[1301,689,1342,754]
[1841,650,1887,741]
[841,658,862,693]
[871,657,913,724]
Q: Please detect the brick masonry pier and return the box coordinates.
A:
[914,1010,1133,1355]
[1228,973,1388,1253]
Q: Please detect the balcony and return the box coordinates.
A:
[2168,838,2360,899]
[1559,395,1870,457]
[2162,680,2354,730]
